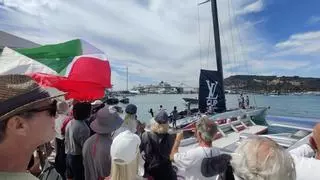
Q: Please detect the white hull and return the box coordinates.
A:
[172,107,268,129]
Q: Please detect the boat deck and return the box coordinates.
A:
[213,125,267,148]
[178,118,268,153]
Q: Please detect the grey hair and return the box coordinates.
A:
[57,101,69,114]
[231,136,296,180]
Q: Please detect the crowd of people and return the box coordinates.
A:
[1,74,320,180]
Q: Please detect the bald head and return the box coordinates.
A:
[231,136,296,180]
[313,123,320,150]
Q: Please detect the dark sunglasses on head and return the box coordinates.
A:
[26,100,57,117]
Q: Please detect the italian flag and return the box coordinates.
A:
[0,39,112,100]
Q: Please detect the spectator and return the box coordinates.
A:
[65,102,92,180]
[245,96,250,108]
[0,74,61,179]
[54,101,70,179]
[106,130,142,180]
[149,108,154,118]
[136,120,146,137]
[170,116,220,180]
[289,123,320,180]
[159,105,163,111]
[82,106,123,180]
[112,104,138,138]
[231,136,295,180]
[140,111,176,180]
[171,106,178,129]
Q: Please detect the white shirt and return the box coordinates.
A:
[290,144,320,180]
[55,114,68,140]
[174,146,220,180]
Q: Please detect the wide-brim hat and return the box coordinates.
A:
[90,105,123,134]
[0,74,65,121]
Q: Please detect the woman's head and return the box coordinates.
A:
[110,130,141,180]
[150,110,169,134]
[124,114,138,133]
[151,121,169,134]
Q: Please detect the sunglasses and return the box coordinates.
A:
[26,100,57,117]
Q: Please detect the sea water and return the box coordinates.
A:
[117,94,320,133]
[120,94,320,121]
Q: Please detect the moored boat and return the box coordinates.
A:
[182,97,199,104]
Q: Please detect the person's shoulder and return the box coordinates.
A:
[176,146,203,158]
[141,131,151,141]
[188,146,205,154]
[56,114,68,121]
[185,146,219,158]
[84,134,96,145]
[0,172,38,180]
[210,147,221,155]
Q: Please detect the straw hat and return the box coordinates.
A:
[0,74,64,121]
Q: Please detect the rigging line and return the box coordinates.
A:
[229,0,257,106]
[197,0,202,69]
[207,21,212,69]
[216,2,233,80]
[218,19,231,79]
[227,0,238,76]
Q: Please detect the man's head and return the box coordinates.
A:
[231,136,296,180]
[72,102,92,120]
[312,123,320,151]
[0,74,60,148]
[195,116,218,145]
[174,106,177,110]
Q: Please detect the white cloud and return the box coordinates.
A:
[250,59,310,71]
[274,31,320,56]
[237,0,264,15]
[1,0,318,90]
[307,16,320,25]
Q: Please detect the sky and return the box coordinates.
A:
[0,0,319,90]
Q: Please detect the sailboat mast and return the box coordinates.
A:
[210,0,226,110]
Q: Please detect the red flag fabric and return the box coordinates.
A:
[30,73,106,101]
[67,56,111,87]
[29,56,111,101]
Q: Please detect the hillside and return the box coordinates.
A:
[224,75,320,93]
